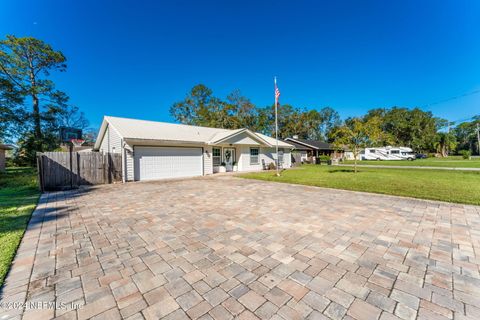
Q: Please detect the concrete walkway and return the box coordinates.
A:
[1,176,480,319]
[338,164,480,171]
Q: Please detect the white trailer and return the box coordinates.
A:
[361,146,416,161]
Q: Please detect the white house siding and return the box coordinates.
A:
[261,148,275,165]
[99,125,122,153]
[124,143,134,181]
[260,148,291,168]
[224,132,261,145]
[203,145,213,175]
[284,150,291,167]
[236,146,292,172]
[237,146,262,171]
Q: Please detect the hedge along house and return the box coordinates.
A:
[93,116,293,181]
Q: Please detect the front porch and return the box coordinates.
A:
[207,129,292,174]
[212,145,239,173]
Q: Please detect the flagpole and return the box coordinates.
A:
[274,77,279,176]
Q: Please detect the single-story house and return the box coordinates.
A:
[285,137,343,163]
[343,149,357,160]
[93,116,293,181]
[0,144,13,172]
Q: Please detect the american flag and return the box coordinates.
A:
[275,83,281,100]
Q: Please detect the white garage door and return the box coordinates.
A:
[134,146,203,181]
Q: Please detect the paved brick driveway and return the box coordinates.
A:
[1,176,480,320]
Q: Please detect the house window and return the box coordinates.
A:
[213,148,221,166]
[250,148,259,165]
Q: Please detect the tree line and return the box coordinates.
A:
[170,84,341,142]
[0,35,93,165]
[171,84,480,156]
[2,35,478,167]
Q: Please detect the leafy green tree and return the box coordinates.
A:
[225,90,264,131]
[330,116,387,173]
[453,116,480,155]
[259,106,341,141]
[170,84,229,128]
[303,107,340,141]
[0,35,68,163]
[171,85,342,141]
[364,107,439,151]
[434,132,457,157]
[0,77,25,142]
[259,104,301,139]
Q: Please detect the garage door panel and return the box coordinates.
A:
[134,147,203,181]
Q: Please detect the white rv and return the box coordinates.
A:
[361,146,416,161]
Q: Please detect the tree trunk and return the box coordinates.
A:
[29,62,43,151]
[32,94,41,139]
[354,147,357,173]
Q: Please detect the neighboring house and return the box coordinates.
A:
[343,150,357,160]
[0,144,13,172]
[285,137,343,163]
[93,116,293,181]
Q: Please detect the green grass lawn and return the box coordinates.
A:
[343,156,480,168]
[240,165,480,205]
[0,167,40,286]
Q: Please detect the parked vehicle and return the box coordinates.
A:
[415,153,427,159]
[361,146,416,161]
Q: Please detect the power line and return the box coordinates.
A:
[423,88,480,109]
[436,114,478,130]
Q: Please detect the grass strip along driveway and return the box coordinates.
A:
[343,156,480,168]
[241,165,480,205]
[0,168,40,286]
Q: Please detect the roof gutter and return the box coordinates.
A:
[208,129,273,147]
[285,138,320,150]
[93,118,109,151]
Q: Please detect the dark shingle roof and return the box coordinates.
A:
[0,144,13,150]
[285,138,335,150]
[283,140,313,151]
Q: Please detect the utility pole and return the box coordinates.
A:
[274,77,280,176]
[476,123,480,155]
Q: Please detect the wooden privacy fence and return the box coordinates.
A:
[37,152,122,191]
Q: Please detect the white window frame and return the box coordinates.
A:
[212,147,221,166]
[250,148,259,165]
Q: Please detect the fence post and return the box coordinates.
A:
[102,153,106,184]
[35,151,124,189]
[76,152,80,187]
[108,153,112,183]
[36,152,44,192]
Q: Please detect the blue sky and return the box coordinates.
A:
[1,0,479,129]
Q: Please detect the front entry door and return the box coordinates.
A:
[223,148,235,171]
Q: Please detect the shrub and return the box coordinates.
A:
[319,155,331,162]
[5,158,15,168]
[460,150,471,160]
[268,162,276,170]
